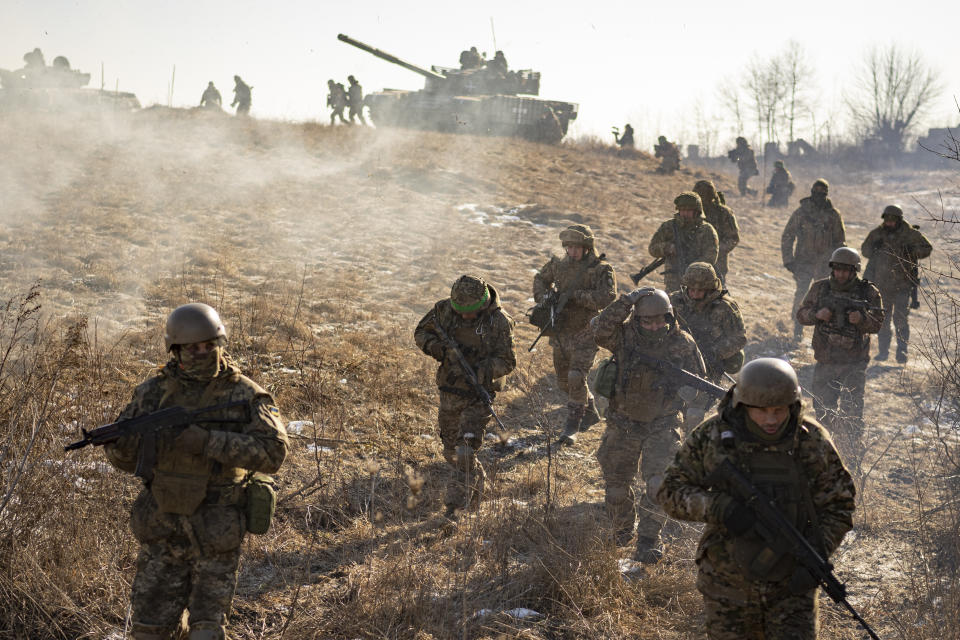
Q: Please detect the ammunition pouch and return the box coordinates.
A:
[244,473,277,535]
[593,356,618,399]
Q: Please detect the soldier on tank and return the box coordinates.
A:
[199,82,222,110]
[781,179,846,341]
[104,303,288,640]
[488,50,508,75]
[533,225,617,446]
[692,180,740,283]
[727,137,759,196]
[347,75,367,125]
[414,276,516,522]
[657,358,855,640]
[766,160,795,207]
[797,248,883,458]
[459,46,483,70]
[23,47,45,69]
[654,135,681,174]
[230,75,252,116]
[327,80,348,125]
[591,287,707,562]
[861,205,932,363]
[649,191,720,294]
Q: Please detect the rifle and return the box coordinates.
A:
[819,290,882,340]
[65,400,250,481]
[708,458,881,640]
[629,351,727,399]
[631,257,666,285]
[909,224,922,309]
[528,288,577,352]
[431,317,508,433]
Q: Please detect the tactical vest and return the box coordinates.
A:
[610,326,682,423]
[437,310,504,393]
[811,279,872,355]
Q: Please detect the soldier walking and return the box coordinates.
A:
[327,79,348,125]
[781,179,846,341]
[347,75,367,125]
[861,205,932,363]
[649,191,719,293]
[533,225,617,445]
[414,276,516,522]
[230,75,252,116]
[692,180,740,283]
[104,303,288,640]
[766,160,795,207]
[657,358,856,640]
[727,137,759,196]
[199,81,221,110]
[592,287,707,562]
[797,248,883,458]
[654,135,681,174]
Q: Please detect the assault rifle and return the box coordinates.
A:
[630,351,726,399]
[630,257,666,285]
[64,400,250,481]
[528,288,573,352]
[708,458,881,640]
[431,318,508,433]
[819,290,882,340]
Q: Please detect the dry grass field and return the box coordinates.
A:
[1,108,959,639]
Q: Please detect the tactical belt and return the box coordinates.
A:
[439,385,495,402]
[204,483,245,506]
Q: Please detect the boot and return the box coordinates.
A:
[559,402,585,445]
[633,535,664,564]
[896,344,908,364]
[875,333,890,361]
[793,324,803,343]
[579,397,602,432]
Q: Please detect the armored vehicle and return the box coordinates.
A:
[337,34,577,142]
[0,51,140,111]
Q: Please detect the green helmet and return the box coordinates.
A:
[731,358,801,409]
[829,246,861,271]
[681,262,721,290]
[674,191,703,214]
[774,160,784,168]
[812,178,829,192]
[559,224,595,250]
[164,303,227,352]
[736,136,747,146]
[882,204,904,219]
[692,180,717,202]
[450,275,490,313]
[634,288,673,316]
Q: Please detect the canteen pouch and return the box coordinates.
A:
[245,473,276,535]
[594,356,618,399]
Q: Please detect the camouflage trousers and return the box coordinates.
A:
[549,326,599,405]
[702,589,819,640]
[716,250,731,282]
[811,361,866,461]
[737,172,756,197]
[596,411,682,540]
[438,390,490,510]
[877,286,910,353]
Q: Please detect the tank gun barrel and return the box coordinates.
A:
[337,34,444,81]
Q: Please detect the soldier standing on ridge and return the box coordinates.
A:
[657,358,856,640]
[104,303,288,640]
[199,81,221,109]
[347,75,367,125]
[861,205,932,363]
[230,75,252,116]
[727,137,759,196]
[655,135,681,174]
[414,276,516,522]
[766,160,795,207]
[692,180,740,283]
[649,191,719,293]
[592,287,706,562]
[781,179,846,341]
[327,79,348,125]
[533,225,617,446]
[614,123,635,150]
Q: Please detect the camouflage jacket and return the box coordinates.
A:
[414,284,516,395]
[655,141,680,161]
[533,252,616,334]
[593,295,706,423]
[657,399,855,598]
[670,289,746,380]
[767,167,794,195]
[649,215,719,279]
[861,220,932,292]
[348,82,363,107]
[702,200,740,258]
[728,146,758,175]
[781,197,846,269]
[797,276,883,363]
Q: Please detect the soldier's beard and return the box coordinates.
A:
[178,347,223,381]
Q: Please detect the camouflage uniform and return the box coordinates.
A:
[230,76,251,116]
[591,293,706,552]
[766,161,795,208]
[105,354,288,640]
[781,180,846,337]
[693,181,740,282]
[649,192,720,293]
[657,396,855,640]
[347,76,367,125]
[414,278,516,513]
[327,80,348,125]
[199,83,221,109]
[654,136,681,174]
[861,209,932,361]
[727,138,759,196]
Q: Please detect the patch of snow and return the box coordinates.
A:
[287,420,313,435]
[306,444,335,453]
[504,608,542,620]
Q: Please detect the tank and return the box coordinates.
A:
[0,51,140,112]
[337,34,578,143]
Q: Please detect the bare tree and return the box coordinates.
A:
[717,80,745,137]
[846,44,943,152]
[744,54,787,143]
[779,41,815,143]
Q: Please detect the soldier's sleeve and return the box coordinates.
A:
[719,209,740,254]
[805,428,856,555]
[858,283,884,334]
[205,393,288,474]
[781,211,799,265]
[909,228,933,260]
[860,228,881,259]
[715,301,747,359]
[578,263,616,310]
[484,312,517,380]
[414,303,442,356]
[682,334,708,377]
[697,224,720,266]
[796,280,822,325]
[657,425,726,524]
[591,295,632,352]
[532,259,556,303]
[832,210,846,248]
[103,384,151,474]
[648,222,672,258]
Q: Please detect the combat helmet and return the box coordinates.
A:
[882,204,904,220]
[559,224,595,251]
[774,160,784,168]
[674,191,703,215]
[692,180,717,203]
[829,246,861,272]
[681,262,721,291]
[632,287,673,317]
[164,303,227,352]
[450,275,490,314]
[736,136,747,146]
[812,178,829,192]
[731,357,802,408]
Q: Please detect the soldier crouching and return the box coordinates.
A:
[104,303,288,640]
[414,275,516,521]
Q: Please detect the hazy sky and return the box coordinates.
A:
[5,0,958,149]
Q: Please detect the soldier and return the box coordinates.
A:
[414,275,516,521]
[692,180,740,283]
[104,303,288,640]
[459,46,483,69]
[536,106,563,145]
[347,75,367,125]
[654,135,681,174]
[533,225,617,445]
[727,137,759,196]
[327,79,348,125]
[230,75,251,116]
[592,287,707,561]
[199,81,221,110]
[649,191,720,293]
[614,123,635,150]
[488,50,508,75]
[861,205,932,363]
[23,47,45,69]
[797,248,883,456]
[766,159,795,207]
[781,179,846,341]
[657,358,855,640]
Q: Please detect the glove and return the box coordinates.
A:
[721,499,756,536]
[174,425,210,457]
[626,287,655,305]
[427,341,446,362]
[787,566,819,594]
